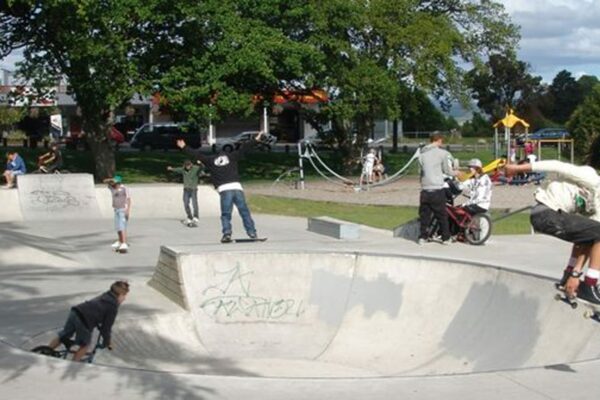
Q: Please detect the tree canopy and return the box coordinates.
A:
[1,0,520,174]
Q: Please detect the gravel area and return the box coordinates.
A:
[246,177,538,210]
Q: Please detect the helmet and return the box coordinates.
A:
[468,158,483,169]
[112,175,123,183]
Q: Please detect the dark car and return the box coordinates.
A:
[130,123,202,150]
[517,128,569,145]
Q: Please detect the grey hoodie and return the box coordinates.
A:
[418,144,454,190]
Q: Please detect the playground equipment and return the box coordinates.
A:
[460,158,505,181]
[291,139,420,191]
[492,109,529,160]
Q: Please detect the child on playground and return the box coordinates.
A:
[167,160,202,225]
[360,148,378,185]
[102,175,131,252]
[459,158,492,215]
[47,281,129,361]
[176,131,265,243]
[505,152,600,304]
[3,150,26,188]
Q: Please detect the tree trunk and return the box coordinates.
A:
[87,124,116,181]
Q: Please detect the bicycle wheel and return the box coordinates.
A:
[464,213,492,245]
[31,345,62,358]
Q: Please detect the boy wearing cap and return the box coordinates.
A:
[167,160,202,226]
[460,158,492,215]
[102,175,131,252]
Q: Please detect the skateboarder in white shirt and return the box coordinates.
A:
[505,158,600,304]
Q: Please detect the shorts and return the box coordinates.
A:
[58,310,92,346]
[114,208,128,232]
[530,204,600,244]
[8,170,24,177]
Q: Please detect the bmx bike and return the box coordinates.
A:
[31,335,104,364]
[426,204,492,245]
[31,164,70,174]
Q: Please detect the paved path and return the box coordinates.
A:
[247,178,538,210]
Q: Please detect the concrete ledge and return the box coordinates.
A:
[0,181,222,222]
[17,173,101,221]
[95,184,221,219]
[307,216,360,239]
[0,188,23,222]
[147,246,189,310]
[393,218,420,242]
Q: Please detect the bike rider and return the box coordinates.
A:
[46,281,129,361]
[37,142,63,173]
[459,158,492,215]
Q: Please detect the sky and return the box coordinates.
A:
[500,0,600,82]
[1,1,599,84]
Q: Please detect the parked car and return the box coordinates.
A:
[130,123,202,150]
[516,128,569,145]
[215,131,277,152]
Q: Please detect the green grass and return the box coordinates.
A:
[6,141,576,184]
[5,145,532,234]
[247,194,532,235]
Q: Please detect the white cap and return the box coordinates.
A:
[468,158,483,169]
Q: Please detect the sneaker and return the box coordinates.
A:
[556,269,571,290]
[117,243,129,252]
[192,217,199,224]
[577,282,600,305]
[248,232,257,239]
[111,241,121,249]
[184,218,192,225]
[441,239,451,246]
[417,238,426,245]
[221,234,232,243]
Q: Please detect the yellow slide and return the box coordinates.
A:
[460,158,506,181]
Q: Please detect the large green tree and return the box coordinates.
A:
[153,0,320,126]
[547,70,582,124]
[467,53,542,122]
[0,0,166,178]
[303,0,518,169]
[567,84,600,157]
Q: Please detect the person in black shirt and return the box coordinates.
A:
[47,281,129,361]
[176,132,265,242]
[37,142,63,173]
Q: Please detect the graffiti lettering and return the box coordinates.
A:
[200,264,305,320]
[30,190,80,208]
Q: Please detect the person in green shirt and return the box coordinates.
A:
[167,160,202,225]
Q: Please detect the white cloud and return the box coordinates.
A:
[499,0,600,81]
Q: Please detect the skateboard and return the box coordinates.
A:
[554,288,600,322]
[115,248,128,254]
[180,219,198,228]
[224,238,268,243]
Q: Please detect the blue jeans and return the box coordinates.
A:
[220,190,256,236]
[183,188,199,219]
[58,310,92,346]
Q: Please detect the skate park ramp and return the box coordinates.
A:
[92,249,600,378]
[17,173,101,220]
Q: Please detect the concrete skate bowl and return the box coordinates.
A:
[101,250,600,378]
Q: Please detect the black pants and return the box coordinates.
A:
[531,204,600,244]
[419,189,450,241]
